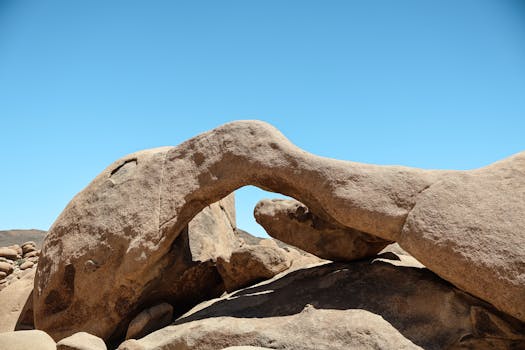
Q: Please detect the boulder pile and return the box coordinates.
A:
[0,241,39,291]
[0,120,524,349]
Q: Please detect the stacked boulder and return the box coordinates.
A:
[0,241,39,291]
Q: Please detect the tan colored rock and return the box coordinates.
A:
[217,243,291,292]
[34,120,525,342]
[0,330,56,350]
[254,198,391,261]
[0,271,6,279]
[24,250,39,258]
[9,244,23,256]
[398,157,525,323]
[35,191,238,341]
[0,268,35,332]
[125,303,173,340]
[119,259,525,350]
[187,195,238,263]
[0,247,18,260]
[22,241,36,250]
[235,229,323,271]
[119,307,420,350]
[19,260,34,270]
[57,332,107,350]
[22,246,37,255]
[0,261,13,274]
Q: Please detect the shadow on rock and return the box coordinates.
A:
[173,260,525,350]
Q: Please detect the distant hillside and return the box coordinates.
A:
[0,229,47,247]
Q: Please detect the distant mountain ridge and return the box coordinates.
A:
[0,229,46,247]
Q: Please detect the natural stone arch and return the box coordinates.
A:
[34,120,525,341]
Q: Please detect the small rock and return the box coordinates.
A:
[125,303,174,340]
[23,250,39,259]
[0,261,14,274]
[0,271,6,279]
[57,331,107,350]
[22,245,36,255]
[19,261,34,270]
[0,247,18,260]
[27,257,39,264]
[22,241,36,249]
[0,330,56,350]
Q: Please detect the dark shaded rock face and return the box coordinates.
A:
[120,258,525,350]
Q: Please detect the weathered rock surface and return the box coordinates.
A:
[0,247,18,260]
[254,198,391,261]
[35,120,525,342]
[22,241,37,251]
[0,261,13,275]
[217,242,291,292]
[235,228,323,270]
[0,330,56,350]
[0,238,41,294]
[0,268,35,332]
[119,307,420,350]
[57,331,107,350]
[35,191,240,342]
[19,260,34,270]
[118,258,525,350]
[125,303,173,340]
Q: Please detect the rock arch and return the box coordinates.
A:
[34,120,525,341]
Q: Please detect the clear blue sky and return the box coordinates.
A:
[1,1,524,236]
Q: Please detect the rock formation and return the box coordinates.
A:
[33,120,525,342]
[254,198,391,261]
[0,269,35,332]
[34,190,302,342]
[118,255,525,350]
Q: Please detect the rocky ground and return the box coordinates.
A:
[0,121,524,349]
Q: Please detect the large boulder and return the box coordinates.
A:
[117,257,525,350]
[35,190,238,342]
[0,269,35,332]
[0,330,56,350]
[254,198,391,261]
[119,307,420,350]
[35,121,525,342]
[35,188,299,343]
